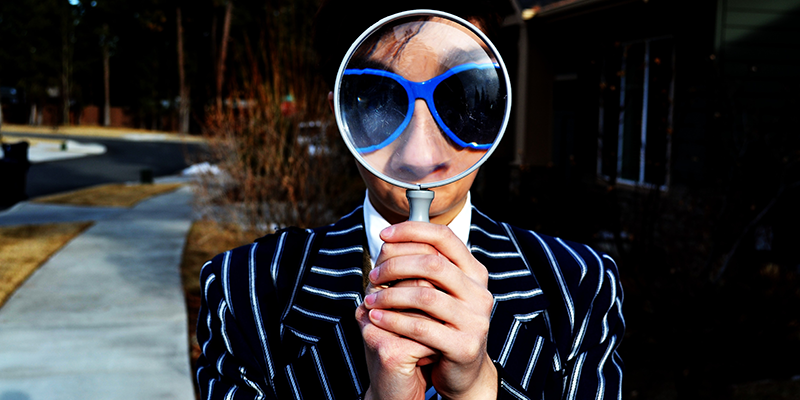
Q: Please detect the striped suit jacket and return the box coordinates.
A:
[196,205,625,399]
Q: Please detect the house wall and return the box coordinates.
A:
[518,0,719,188]
[714,0,800,143]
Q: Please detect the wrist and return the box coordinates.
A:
[443,353,498,400]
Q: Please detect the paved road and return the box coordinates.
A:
[2,131,206,198]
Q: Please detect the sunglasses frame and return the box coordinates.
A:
[334,9,512,190]
[343,63,500,153]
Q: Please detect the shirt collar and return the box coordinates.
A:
[363,190,472,268]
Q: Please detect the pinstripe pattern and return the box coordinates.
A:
[196,206,624,399]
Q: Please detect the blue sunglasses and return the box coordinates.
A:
[340,63,506,153]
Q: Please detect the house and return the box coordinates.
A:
[478,1,800,396]
[478,0,799,235]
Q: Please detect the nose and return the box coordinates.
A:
[388,99,452,182]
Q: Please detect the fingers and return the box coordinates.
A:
[366,306,488,364]
[369,253,478,300]
[356,303,437,371]
[365,278,434,297]
[364,286,492,327]
[365,286,457,323]
[375,241,438,267]
[380,222,488,285]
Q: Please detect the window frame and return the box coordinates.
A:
[597,36,676,191]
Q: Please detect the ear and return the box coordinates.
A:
[327,91,334,113]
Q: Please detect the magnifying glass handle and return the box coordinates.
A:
[406,189,434,222]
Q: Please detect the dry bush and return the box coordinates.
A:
[193,0,362,233]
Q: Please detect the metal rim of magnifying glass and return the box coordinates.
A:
[333,9,512,191]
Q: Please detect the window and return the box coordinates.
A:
[598,38,675,189]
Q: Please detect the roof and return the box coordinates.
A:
[517,0,637,19]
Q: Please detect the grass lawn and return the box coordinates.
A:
[33,182,184,208]
[0,222,93,308]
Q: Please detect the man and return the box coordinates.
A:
[196,1,624,399]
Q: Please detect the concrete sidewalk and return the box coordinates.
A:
[0,185,196,400]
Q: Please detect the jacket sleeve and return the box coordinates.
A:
[196,247,277,400]
[558,252,624,400]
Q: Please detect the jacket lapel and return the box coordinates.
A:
[279,207,369,395]
[469,208,551,363]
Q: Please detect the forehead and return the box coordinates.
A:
[352,17,494,77]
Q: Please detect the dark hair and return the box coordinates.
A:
[313,0,503,89]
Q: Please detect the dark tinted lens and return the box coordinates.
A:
[433,67,506,146]
[340,74,409,150]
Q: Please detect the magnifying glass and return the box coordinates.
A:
[333,10,512,222]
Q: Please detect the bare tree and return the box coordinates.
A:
[196,0,362,232]
[102,23,111,127]
[0,84,3,132]
[61,7,73,125]
[177,8,189,133]
[215,1,232,107]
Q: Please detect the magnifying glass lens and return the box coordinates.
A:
[335,11,511,191]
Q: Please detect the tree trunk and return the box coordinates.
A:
[177,8,189,133]
[103,24,111,127]
[216,1,233,107]
[211,15,217,82]
[0,78,3,132]
[29,104,37,125]
[61,10,72,125]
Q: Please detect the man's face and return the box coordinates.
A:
[338,17,503,224]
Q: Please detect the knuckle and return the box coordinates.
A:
[375,342,399,366]
[433,224,449,237]
[417,288,437,307]
[411,318,430,338]
[384,258,400,275]
[380,242,394,257]
[362,326,381,348]
[476,266,489,281]
[477,316,491,335]
[480,289,494,307]
[426,254,446,275]
[464,339,482,359]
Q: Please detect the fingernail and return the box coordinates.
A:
[364,293,376,306]
[380,226,394,239]
[370,309,384,322]
[369,267,379,282]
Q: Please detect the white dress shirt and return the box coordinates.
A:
[362,190,472,268]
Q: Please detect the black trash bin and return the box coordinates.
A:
[0,141,31,208]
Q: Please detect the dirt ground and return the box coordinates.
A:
[33,183,183,208]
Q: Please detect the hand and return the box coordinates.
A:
[357,277,438,400]
[363,222,497,399]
